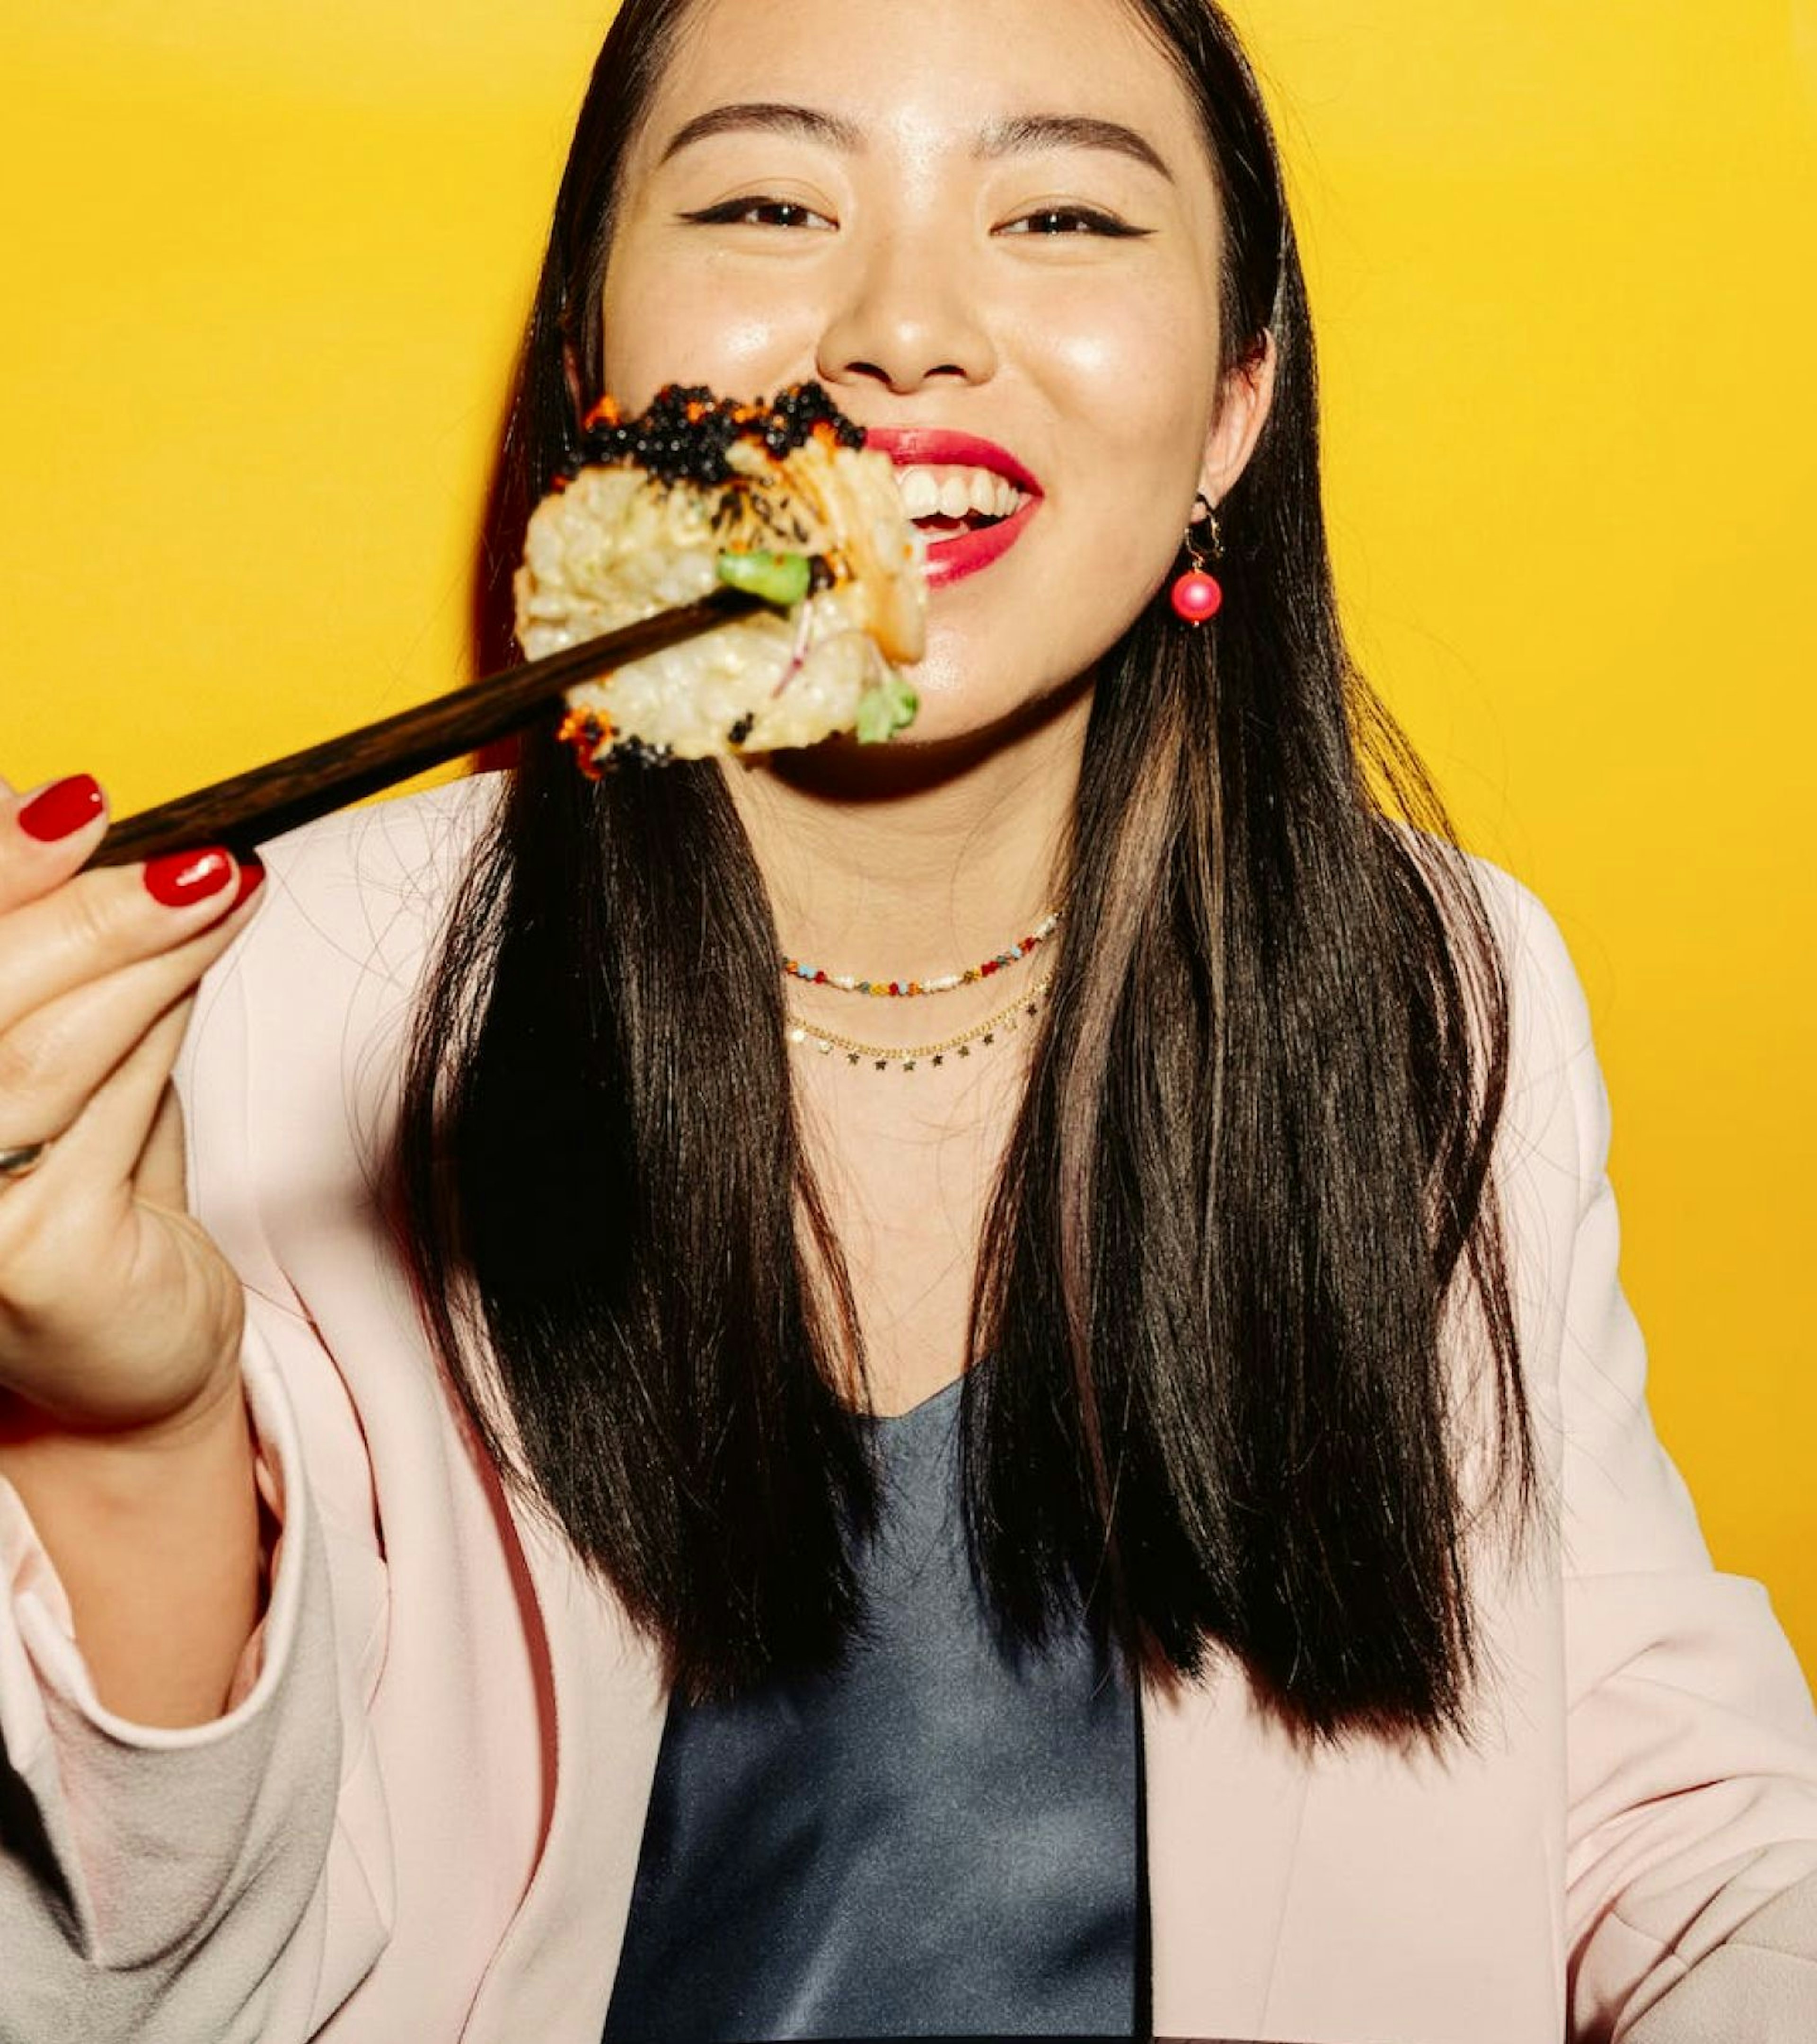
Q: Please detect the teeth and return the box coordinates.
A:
[897,467,941,519]
[894,464,1027,524]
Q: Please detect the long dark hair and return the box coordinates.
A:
[399,0,1530,1741]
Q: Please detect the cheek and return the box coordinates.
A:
[1014,294,1219,589]
[900,284,1221,717]
[599,247,820,410]
[1036,312,1220,606]
[1038,278,1219,459]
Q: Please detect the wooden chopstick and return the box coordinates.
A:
[89,587,762,868]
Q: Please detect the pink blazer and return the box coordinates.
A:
[3,777,1815,2044]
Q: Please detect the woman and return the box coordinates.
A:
[2,0,1814,2039]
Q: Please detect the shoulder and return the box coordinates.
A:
[1384,828,1594,1092]
[177,775,504,1218]
[210,773,503,1024]
[254,771,502,952]
[1439,852,1616,1403]
[1457,851,1600,1196]
[1464,855,1591,1054]
[1374,829,1601,1187]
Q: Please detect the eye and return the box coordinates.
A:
[679,196,836,231]
[999,205,1150,240]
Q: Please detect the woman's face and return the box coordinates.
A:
[599,0,1270,747]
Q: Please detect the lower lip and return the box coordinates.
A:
[918,495,1041,590]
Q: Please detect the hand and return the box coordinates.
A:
[0,774,265,1437]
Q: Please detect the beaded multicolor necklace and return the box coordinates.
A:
[779,909,1060,999]
[787,974,1053,1072]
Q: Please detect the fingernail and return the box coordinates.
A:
[18,774,105,842]
[143,848,235,907]
[230,856,265,909]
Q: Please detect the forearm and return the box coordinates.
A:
[0,1365,264,1728]
[0,1341,361,2040]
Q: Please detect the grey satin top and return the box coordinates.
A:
[602,1375,1139,2041]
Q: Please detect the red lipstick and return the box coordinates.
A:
[862,429,1041,493]
[861,428,1043,590]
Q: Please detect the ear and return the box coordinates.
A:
[1197,332,1278,506]
[563,341,587,425]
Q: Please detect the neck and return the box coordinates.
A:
[725,680,1091,987]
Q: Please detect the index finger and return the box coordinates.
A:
[0,775,110,915]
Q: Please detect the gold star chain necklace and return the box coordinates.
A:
[785,973,1054,1072]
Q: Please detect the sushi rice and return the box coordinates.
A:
[513,393,927,765]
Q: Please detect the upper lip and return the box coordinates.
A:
[860,427,1042,496]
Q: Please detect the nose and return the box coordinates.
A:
[814,226,997,396]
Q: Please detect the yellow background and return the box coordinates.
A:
[3,7,1812,1666]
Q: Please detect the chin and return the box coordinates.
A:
[889,645,1096,756]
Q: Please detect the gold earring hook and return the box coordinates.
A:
[1188,493,1223,568]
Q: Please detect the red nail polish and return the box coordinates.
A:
[231,856,266,909]
[18,774,104,842]
[143,848,235,907]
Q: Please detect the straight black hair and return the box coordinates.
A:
[399,0,1530,1741]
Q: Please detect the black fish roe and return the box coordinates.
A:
[609,734,677,770]
[577,383,866,486]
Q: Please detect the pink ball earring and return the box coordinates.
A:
[1170,496,1225,624]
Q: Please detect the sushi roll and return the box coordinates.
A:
[514,384,926,767]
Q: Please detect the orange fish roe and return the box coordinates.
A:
[557,704,614,776]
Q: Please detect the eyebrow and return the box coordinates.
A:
[977,115,1173,182]
[658,103,1173,183]
[659,102,866,163]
